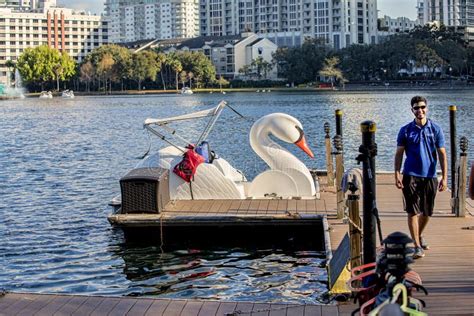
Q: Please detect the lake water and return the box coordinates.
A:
[1,90,472,302]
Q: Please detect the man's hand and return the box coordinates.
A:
[438,177,448,192]
[395,173,404,189]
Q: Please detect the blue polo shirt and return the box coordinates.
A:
[397,119,445,178]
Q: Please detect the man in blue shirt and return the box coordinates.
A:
[394,96,448,259]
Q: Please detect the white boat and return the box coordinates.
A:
[61,90,75,99]
[180,87,193,95]
[39,91,53,99]
[110,101,319,215]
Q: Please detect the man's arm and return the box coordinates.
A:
[437,147,448,192]
[394,146,405,189]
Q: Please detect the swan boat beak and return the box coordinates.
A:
[295,135,314,158]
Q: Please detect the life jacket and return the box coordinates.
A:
[173,146,205,182]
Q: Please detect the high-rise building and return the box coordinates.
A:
[199,0,378,49]
[105,0,199,43]
[0,0,56,11]
[417,0,474,26]
[0,4,109,84]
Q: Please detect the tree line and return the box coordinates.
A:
[273,24,474,85]
[10,24,474,91]
[14,44,218,92]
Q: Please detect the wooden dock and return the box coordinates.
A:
[2,175,473,315]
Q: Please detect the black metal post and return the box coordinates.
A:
[449,105,457,213]
[335,109,343,138]
[360,121,377,264]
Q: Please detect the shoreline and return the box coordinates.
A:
[15,84,472,98]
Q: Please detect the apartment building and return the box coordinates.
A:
[125,32,278,79]
[379,15,419,33]
[105,0,199,43]
[199,0,378,49]
[0,5,109,84]
[417,0,474,26]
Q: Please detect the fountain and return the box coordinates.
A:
[0,68,26,99]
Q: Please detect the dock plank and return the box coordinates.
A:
[296,199,307,212]
[234,302,254,315]
[2,293,38,315]
[54,295,89,315]
[126,298,154,315]
[36,295,73,316]
[180,300,204,316]
[238,200,251,214]
[276,199,288,213]
[252,302,270,316]
[90,297,120,316]
[144,299,170,316]
[197,301,220,316]
[108,297,137,315]
[247,200,261,215]
[268,304,292,316]
[71,296,104,316]
[258,199,270,213]
[286,305,305,316]
[267,200,279,215]
[304,305,322,316]
[228,199,242,214]
[215,301,237,315]
[163,299,186,315]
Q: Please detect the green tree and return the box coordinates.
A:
[169,58,183,92]
[85,44,132,92]
[250,57,273,79]
[273,38,331,84]
[53,52,76,91]
[16,45,63,89]
[130,50,159,90]
[415,44,444,78]
[96,53,115,93]
[80,61,94,92]
[319,57,345,88]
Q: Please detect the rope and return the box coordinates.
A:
[159,214,164,253]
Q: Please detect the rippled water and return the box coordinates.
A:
[1,91,472,302]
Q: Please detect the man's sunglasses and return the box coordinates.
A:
[412,105,426,110]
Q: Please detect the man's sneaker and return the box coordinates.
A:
[413,247,425,259]
[420,236,430,250]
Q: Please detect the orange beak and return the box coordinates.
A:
[295,135,314,158]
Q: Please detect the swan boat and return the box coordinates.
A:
[61,90,75,99]
[39,91,53,99]
[108,101,322,230]
[180,87,193,95]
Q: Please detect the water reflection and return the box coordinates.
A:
[113,241,328,303]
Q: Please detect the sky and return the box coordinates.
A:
[57,0,418,20]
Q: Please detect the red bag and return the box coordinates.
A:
[173,146,205,182]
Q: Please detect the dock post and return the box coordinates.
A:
[333,135,344,219]
[324,122,335,186]
[457,137,468,217]
[335,109,343,138]
[334,109,345,219]
[359,121,377,264]
[449,105,457,214]
[347,186,362,270]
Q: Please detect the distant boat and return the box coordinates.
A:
[181,87,193,95]
[39,91,53,99]
[61,90,75,99]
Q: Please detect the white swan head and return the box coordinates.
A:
[253,113,314,158]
